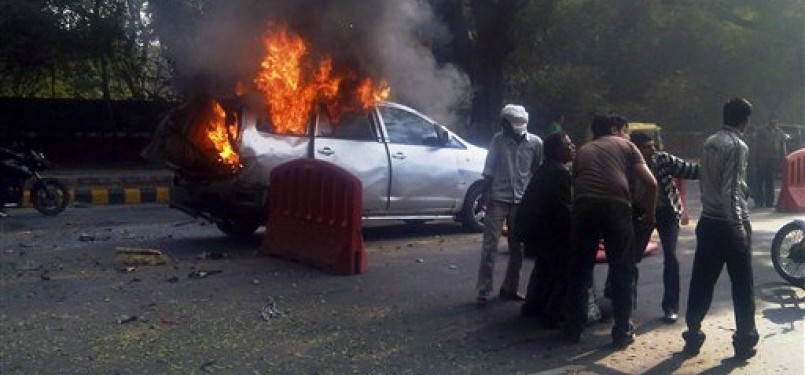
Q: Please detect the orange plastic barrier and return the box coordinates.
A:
[261,158,367,274]
[777,149,805,212]
[596,240,658,263]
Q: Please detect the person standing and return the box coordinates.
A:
[514,131,575,327]
[476,104,543,305]
[682,98,759,361]
[563,114,657,349]
[753,115,787,207]
[629,132,699,323]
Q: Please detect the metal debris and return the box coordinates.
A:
[116,314,138,324]
[260,297,282,321]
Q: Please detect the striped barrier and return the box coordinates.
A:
[21,186,170,207]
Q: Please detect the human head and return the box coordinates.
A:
[768,114,779,128]
[544,131,575,163]
[723,98,752,130]
[500,104,529,136]
[630,132,655,161]
[591,114,611,138]
[609,114,630,139]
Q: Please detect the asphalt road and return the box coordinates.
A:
[0,202,803,375]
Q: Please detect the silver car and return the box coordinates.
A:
[169,101,488,237]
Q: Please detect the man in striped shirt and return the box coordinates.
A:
[630,132,699,323]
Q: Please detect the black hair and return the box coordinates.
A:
[630,132,653,147]
[723,98,752,127]
[543,131,568,161]
[591,114,611,138]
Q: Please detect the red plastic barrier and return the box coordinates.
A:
[777,149,805,212]
[261,158,367,274]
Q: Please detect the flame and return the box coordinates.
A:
[253,24,390,135]
[204,100,241,170]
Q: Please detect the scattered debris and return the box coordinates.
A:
[448,264,457,270]
[260,297,282,321]
[197,251,228,260]
[188,270,222,279]
[415,258,424,264]
[40,270,50,281]
[200,360,217,373]
[79,233,95,242]
[116,247,168,266]
[116,314,138,324]
[117,266,136,273]
[251,279,260,285]
[167,276,179,283]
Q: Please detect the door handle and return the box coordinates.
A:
[391,152,406,160]
[317,147,334,156]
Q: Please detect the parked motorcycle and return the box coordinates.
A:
[770,218,805,288]
[1,148,70,216]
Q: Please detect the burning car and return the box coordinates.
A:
[145,97,487,237]
[143,24,487,237]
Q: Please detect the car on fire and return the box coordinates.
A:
[149,99,488,238]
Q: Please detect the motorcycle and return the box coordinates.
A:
[770,218,805,288]
[1,148,70,216]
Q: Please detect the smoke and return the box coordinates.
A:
[149,0,470,127]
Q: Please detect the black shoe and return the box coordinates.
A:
[662,311,678,324]
[682,330,706,355]
[733,347,757,361]
[612,333,635,350]
[499,290,526,301]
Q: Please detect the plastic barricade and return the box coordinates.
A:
[777,149,805,212]
[261,158,367,274]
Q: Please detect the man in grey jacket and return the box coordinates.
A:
[682,98,758,361]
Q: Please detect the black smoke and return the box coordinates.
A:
[149,0,470,127]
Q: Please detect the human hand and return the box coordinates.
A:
[732,227,749,251]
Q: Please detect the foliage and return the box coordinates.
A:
[0,0,801,137]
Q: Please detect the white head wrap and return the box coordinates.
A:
[500,104,529,135]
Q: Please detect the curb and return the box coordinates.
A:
[22,186,171,207]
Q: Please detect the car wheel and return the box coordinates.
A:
[459,183,485,232]
[215,219,261,239]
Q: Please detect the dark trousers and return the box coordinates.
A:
[523,245,567,321]
[755,158,778,207]
[685,217,758,348]
[634,207,681,314]
[565,198,636,340]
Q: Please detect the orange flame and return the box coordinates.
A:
[205,100,241,170]
[253,24,390,135]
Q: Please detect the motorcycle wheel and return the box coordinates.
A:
[31,179,70,216]
[771,221,805,288]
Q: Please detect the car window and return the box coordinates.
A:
[380,106,440,146]
[316,110,376,141]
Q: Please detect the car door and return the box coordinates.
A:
[313,107,390,213]
[377,105,460,213]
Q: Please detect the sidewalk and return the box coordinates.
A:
[33,166,174,206]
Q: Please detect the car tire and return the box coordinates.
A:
[215,219,261,239]
[459,183,485,233]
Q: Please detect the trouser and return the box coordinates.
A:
[522,245,567,320]
[756,158,778,207]
[633,207,681,314]
[685,217,758,349]
[476,200,523,297]
[564,198,636,340]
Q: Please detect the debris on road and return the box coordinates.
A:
[260,297,282,321]
[116,247,168,266]
[188,270,222,279]
[116,314,138,324]
[79,233,95,241]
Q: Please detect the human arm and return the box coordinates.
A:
[663,152,700,180]
[719,141,748,245]
[634,162,658,228]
